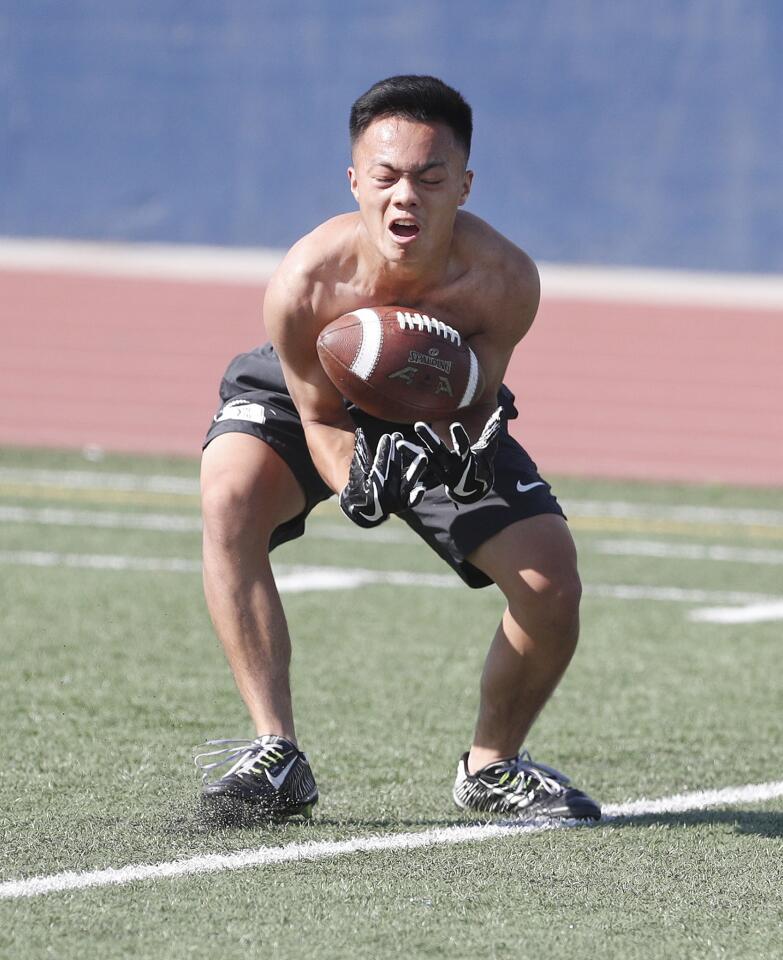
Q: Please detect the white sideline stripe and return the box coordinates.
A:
[0,467,201,495]
[0,505,203,533]
[3,468,783,530]
[0,551,459,589]
[7,507,783,564]
[275,565,460,592]
[0,550,202,574]
[566,499,783,529]
[1,550,781,608]
[595,538,783,566]
[581,583,783,605]
[2,779,781,900]
[3,237,783,309]
[689,602,783,624]
[0,506,417,542]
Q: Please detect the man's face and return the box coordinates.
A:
[348,116,473,264]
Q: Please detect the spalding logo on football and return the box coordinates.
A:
[316,306,484,423]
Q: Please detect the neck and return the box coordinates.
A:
[354,224,455,302]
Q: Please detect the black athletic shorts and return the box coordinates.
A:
[203,343,565,588]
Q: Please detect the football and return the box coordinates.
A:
[316,306,484,423]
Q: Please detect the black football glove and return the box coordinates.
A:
[414,406,504,505]
[339,428,429,528]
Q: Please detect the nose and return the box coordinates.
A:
[392,174,419,208]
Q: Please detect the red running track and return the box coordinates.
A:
[1,269,781,486]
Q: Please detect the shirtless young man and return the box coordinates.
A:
[196,75,600,822]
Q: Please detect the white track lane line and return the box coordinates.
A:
[4,238,783,308]
[2,780,781,900]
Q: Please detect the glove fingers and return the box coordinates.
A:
[371,433,395,483]
[414,422,458,477]
[476,406,504,449]
[395,438,426,473]
[413,421,443,455]
[449,422,472,458]
[395,437,429,507]
[354,427,373,471]
[407,483,426,508]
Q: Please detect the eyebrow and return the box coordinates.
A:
[370,160,447,174]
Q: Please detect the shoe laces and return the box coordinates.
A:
[498,750,571,797]
[194,737,288,784]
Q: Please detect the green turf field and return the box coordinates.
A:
[1,447,781,959]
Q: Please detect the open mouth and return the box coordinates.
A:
[389,220,420,239]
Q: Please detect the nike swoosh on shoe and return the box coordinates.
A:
[265,757,298,789]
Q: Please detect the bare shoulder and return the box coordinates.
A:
[456,212,540,343]
[264,214,359,324]
[457,211,539,298]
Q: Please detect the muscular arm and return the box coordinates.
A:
[432,250,540,441]
[263,263,356,494]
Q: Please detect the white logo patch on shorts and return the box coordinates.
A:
[214,399,267,425]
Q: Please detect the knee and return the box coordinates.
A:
[201,467,268,548]
[506,567,582,647]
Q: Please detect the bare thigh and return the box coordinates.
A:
[201,432,307,544]
[467,514,581,612]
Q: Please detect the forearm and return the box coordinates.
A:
[301,418,357,493]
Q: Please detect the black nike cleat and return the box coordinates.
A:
[195,734,318,819]
[453,750,601,821]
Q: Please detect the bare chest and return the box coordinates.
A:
[317,270,503,341]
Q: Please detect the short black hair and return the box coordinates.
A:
[350,75,473,160]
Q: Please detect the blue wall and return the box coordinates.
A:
[1,1,781,272]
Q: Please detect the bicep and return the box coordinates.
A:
[468,262,540,401]
[263,277,352,429]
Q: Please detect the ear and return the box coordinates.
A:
[347,166,360,204]
[458,169,474,207]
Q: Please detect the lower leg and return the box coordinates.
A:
[202,546,297,740]
[200,434,306,742]
[467,601,578,773]
[464,515,582,774]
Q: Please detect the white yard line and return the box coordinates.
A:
[1,779,781,900]
[0,505,203,532]
[689,602,783,624]
[2,476,783,531]
[0,467,200,495]
[0,506,414,542]
[594,539,783,566]
[581,584,783,605]
[1,549,782,609]
[3,237,783,309]
[0,550,203,574]
[567,499,783,529]
[6,508,783,563]
[0,551,459,589]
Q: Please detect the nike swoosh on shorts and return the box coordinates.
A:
[516,480,545,493]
